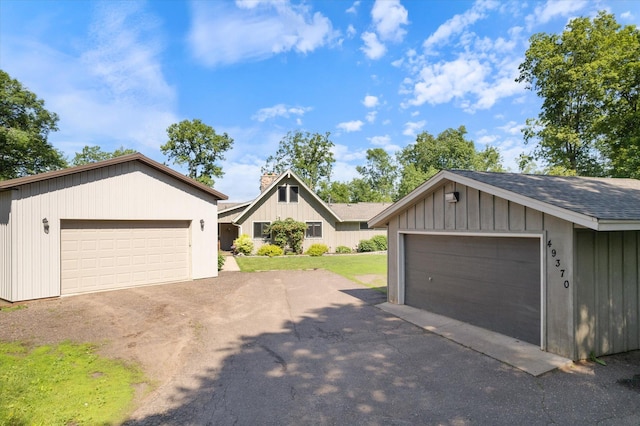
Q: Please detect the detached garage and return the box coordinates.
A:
[369,170,640,360]
[0,153,227,302]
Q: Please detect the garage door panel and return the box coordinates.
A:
[61,220,190,295]
[405,234,540,345]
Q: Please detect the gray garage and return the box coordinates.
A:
[369,170,640,360]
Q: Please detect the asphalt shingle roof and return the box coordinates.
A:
[328,202,391,221]
[450,170,640,221]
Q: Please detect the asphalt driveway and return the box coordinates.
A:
[3,270,639,424]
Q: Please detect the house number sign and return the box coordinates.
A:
[547,239,569,288]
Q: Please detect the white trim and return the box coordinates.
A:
[399,229,545,350]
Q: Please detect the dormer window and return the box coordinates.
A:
[278,185,299,203]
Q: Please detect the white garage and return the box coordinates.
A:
[0,154,227,302]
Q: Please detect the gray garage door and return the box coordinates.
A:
[404,234,541,345]
[61,220,190,295]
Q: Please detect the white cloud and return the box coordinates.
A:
[620,11,634,20]
[362,95,379,108]
[332,143,367,162]
[360,31,386,59]
[498,121,525,135]
[188,1,338,67]
[423,0,499,53]
[346,24,357,38]
[406,56,490,107]
[403,120,426,136]
[525,0,588,29]
[337,120,364,132]
[1,2,178,155]
[346,1,360,14]
[371,0,409,42]
[252,104,311,122]
[366,111,377,123]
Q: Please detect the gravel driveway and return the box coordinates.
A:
[1,270,639,425]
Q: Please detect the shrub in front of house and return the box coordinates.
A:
[305,243,328,256]
[257,244,284,257]
[370,235,388,251]
[357,239,377,252]
[233,234,254,255]
[335,245,352,254]
[218,253,226,270]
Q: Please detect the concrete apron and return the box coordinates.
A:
[377,302,573,376]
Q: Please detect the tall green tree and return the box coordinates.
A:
[317,180,351,203]
[161,119,233,187]
[0,70,66,180]
[262,131,335,191]
[72,145,136,166]
[396,126,503,199]
[355,148,398,202]
[517,11,639,177]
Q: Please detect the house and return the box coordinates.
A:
[369,170,640,361]
[0,153,227,302]
[218,170,388,253]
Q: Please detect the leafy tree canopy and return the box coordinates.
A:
[161,119,233,187]
[71,145,136,166]
[355,148,398,202]
[262,131,335,192]
[396,126,503,198]
[0,70,66,180]
[517,11,640,177]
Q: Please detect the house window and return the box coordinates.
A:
[359,222,369,230]
[306,221,322,238]
[253,222,271,239]
[278,185,299,203]
[289,186,299,202]
[278,186,287,202]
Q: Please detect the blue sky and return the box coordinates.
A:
[2,0,639,201]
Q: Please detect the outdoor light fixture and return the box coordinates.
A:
[42,218,49,233]
[200,219,205,230]
[445,192,459,203]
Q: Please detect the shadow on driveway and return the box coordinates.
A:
[123,270,640,425]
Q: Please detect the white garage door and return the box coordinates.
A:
[61,220,190,295]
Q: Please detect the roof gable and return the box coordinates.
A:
[369,170,640,231]
[0,153,228,200]
[232,170,341,224]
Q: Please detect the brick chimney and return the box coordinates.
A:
[260,173,278,192]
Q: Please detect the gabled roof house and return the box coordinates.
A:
[218,170,389,253]
[369,170,640,360]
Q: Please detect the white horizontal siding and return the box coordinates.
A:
[9,162,218,302]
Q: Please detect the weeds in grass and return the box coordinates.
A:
[0,341,147,425]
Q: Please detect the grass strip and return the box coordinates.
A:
[0,341,146,425]
[235,253,387,292]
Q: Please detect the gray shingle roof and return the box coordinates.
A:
[328,202,391,221]
[450,170,640,221]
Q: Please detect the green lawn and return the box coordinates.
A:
[235,253,387,291]
[0,341,147,425]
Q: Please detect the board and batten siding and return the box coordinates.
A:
[387,180,577,358]
[3,161,219,302]
[334,222,385,251]
[0,191,12,301]
[575,230,640,359]
[238,177,338,252]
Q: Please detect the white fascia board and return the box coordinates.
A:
[596,220,640,231]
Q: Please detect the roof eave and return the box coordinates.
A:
[368,170,607,231]
[0,153,228,200]
[232,170,341,224]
